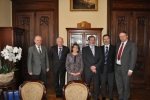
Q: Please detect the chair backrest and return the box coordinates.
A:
[19,81,46,100]
[63,80,90,100]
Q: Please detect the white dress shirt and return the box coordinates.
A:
[116,40,133,72]
[90,45,95,56]
[58,46,63,55]
[35,45,42,53]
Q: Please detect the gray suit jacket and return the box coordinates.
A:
[27,45,49,75]
[115,41,137,74]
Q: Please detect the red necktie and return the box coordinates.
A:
[117,43,124,60]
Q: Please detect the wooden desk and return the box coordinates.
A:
[0,80,16,100]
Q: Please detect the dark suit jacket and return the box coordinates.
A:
[100,45,116,74]
[115,41,137,74]
[82,46,103,75]
[49,45,69,73]
[27,45,49,75]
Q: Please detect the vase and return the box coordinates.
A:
[0,72,14,84]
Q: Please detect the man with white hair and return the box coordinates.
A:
[49,37,69,98]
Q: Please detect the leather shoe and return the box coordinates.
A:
[102,97,106,100]
[110,99,113,100]
[56,94,60,98]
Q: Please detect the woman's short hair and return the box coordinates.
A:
[71,43,80,53]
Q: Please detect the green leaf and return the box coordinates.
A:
[11,67,19,72]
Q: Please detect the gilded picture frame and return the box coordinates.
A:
[70,0,98,11]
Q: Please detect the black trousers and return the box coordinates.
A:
[32,70,46,85]
[53,69,66,95]
[100,65,114,99]
[84,70,100,99]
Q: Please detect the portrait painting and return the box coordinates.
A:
[70,0,98,11]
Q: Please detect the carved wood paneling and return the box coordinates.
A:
[16,2,54,11]
[111,10,150,88]
[111,11,130,45]
[111,2,150,10]
[35,11,54,85]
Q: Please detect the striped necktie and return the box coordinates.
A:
[104,46,108,64]
[58,48,62,59]
[38,46,42,54]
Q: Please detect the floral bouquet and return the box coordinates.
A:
[0,45,22,74]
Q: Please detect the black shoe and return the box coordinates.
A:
[110,99,113,100]
[102,97,106,100]
[59,94,63,98]
[56,94,60,98]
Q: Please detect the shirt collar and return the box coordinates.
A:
[35,44,41,48]
[104,44,110,48]
[58,46,63,49]
[121,40,128,45]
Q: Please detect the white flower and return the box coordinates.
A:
[13,47,18,53]
[6,45,13,52]
[15,54,21,60]
[18,47,22,54]
[13,58,17,63]
[1,45,22,63]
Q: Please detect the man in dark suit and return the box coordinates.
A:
[115,31,137,100]
[49,37,69,98]
[82,36,103,100]
[100,34,116,100]
[27,35,49,85]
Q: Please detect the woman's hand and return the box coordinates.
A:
[71,72,80,76]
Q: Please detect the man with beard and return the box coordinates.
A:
[100,34,116,100]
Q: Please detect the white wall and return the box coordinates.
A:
[0,0,12,26]
[59,0,107,45]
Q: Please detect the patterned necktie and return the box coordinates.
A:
[117,43,124,60]
[38,46,42,54]
[104,46,108,64]
[58,48,62,59]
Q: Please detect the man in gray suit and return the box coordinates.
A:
[27,35,49,85]
[115,31,137,100]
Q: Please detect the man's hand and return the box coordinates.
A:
[90,66,96,73]
[29,72,33,75]
[46,68,49,72]
[127,71,133,76]
[90,66,96,71]
[92,69,97,73]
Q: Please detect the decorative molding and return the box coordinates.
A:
[118,16,126,25]
[17,3,54,11]
[137,16,146,26]
[111,2,150,10]
[21,17,30,25]
[40,16,49,25]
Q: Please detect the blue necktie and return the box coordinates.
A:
[104,46,108,64]
[58,48,62,59]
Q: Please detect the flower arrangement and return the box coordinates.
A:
[0,45,22,74]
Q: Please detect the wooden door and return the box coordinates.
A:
[17,12,35,80]
[35,11,54,86]
[130,12,149,88]
[111,11,150,88]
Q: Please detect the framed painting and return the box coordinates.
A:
[70,0,98,11]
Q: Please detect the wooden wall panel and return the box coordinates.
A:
[12,0,58,86]
[108,0,150,88]
[36,11,54,50]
